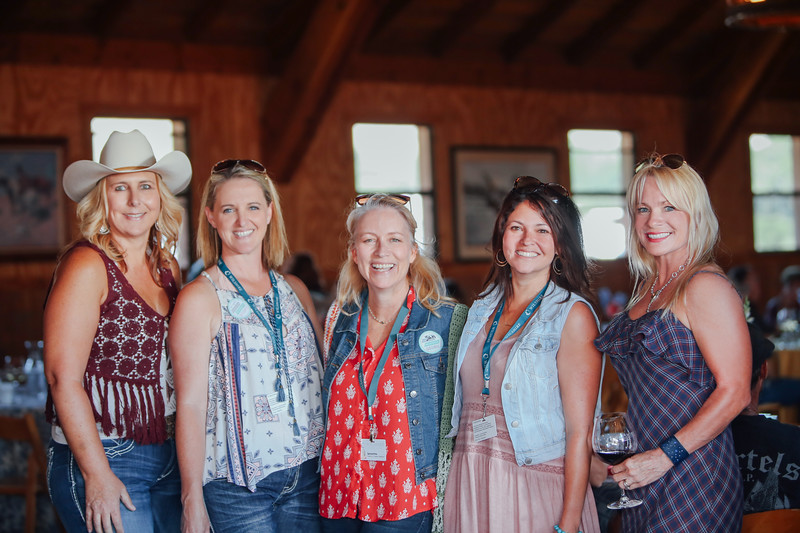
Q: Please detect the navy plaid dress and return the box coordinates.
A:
[595,310,742,532]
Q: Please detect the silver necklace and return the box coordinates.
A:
[647,262,688,313]
[368,306,387,325]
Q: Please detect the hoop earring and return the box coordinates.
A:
[495,250,508,267]
[99,224,110,235]
[552,254,563,275]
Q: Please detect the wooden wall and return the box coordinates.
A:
[1,62,799,354]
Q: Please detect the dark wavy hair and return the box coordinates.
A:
[481,180,596,309]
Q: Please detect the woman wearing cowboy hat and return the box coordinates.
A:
[44,129,192,533]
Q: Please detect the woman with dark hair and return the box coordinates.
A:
[595,154,749,532]
[442,177,602,533]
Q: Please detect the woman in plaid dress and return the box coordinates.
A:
[595,153,750,532]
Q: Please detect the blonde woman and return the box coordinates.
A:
[45,130,190,533]
[170,160,323,533]
[595,153,750,532]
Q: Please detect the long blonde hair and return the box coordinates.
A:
[196,163,289,270]
[335,194,451,313]
[74,173,182,284]
[626,156,719,313]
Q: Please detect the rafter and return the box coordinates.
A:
[689,32,790,178]
[183,0,227,43]
[564,0,642,65]
[89,0,135,41]
[261,0,382,182]
[501,0,577,63]
[428,0,496,57]
[631,2,716,69]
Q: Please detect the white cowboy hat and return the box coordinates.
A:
[63,129,192,202]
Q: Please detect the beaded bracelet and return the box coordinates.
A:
[554,525,583,533]
[659,435,689,465]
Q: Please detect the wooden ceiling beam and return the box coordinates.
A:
[89,0,135,40]
[689,32,790,178]
[564,0,643,65]
[261,0,382,183]
[364,0,413,45]
[428,0,497,57]
[631,2,717,69]
[183,0,228,43]
[501,0,577,63]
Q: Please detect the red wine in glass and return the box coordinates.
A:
[593,412,643,509]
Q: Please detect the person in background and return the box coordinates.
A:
[595,153,750,532]
[763,265,800,334]
[284,250,332,325]
[170,159,324,533]
[319,193,467,533]
[727,264,765,331]
[45,129,191,532]
[731,322,800,513]
[443,176,602,533]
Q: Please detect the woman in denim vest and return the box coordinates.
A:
[443,177,602,533]
[319,194,466,533]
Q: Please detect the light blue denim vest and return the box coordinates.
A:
[447,283,600,466]
[322,297,457,485]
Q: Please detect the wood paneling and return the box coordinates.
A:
[1,63,799,354]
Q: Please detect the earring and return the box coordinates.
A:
[99,224,110,235]
[552,254,563,275]
[495,250,508,267]
[154,221,161,233]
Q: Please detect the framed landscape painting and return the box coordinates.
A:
[0,138,66,255]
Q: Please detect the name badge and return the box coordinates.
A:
[227,297,252,319]
[472,415,498,443]
[418,331,444,354]
[361,438,387,461]
[266,392,289,414]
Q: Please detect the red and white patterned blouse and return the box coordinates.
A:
[320,288,437,522]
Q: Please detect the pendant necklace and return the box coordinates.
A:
[647,261,689,313]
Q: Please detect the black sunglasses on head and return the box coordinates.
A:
[212,159,267,174]
[513,176,569,197]
[634,153,685,173]
[355,193,411,206]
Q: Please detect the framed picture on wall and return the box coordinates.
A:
[0,138,66,255]
[452,146,557,261]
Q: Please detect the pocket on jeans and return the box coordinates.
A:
[100,438,135,458]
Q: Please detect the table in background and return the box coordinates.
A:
[0,391,59,533]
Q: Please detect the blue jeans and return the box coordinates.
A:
[321,512,432,533]
[203,458,321,533]
[47,438,181,533]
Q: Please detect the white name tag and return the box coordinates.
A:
[361,438,387,461]
[472,415,498,442]
[266,392,289,414]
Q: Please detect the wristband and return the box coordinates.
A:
[554,526,583,533]
[659,435,689,465]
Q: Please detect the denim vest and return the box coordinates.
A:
[322,298,457,485]
[447,283,599,466]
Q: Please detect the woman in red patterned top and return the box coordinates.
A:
[44,130,191,533]
[319,194,466,533]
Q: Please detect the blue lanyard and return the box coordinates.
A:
[358,292,409,422]
[481,282,549,397]
[218,259,300,436]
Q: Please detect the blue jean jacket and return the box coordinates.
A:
[322,298,457,485]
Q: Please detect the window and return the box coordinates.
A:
[351,123,434,253]
[90,117,192,269]
[750,133,800,252]
[568,129,634,260]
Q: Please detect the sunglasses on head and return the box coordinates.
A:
[212,159,267,174]
[355,193,411,206]
[635,153,685,173]
[513,176,569,197]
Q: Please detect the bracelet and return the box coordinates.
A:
[659,435,689,465]
[554,526,583,533]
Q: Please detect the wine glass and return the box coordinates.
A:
[593,412,643,509]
